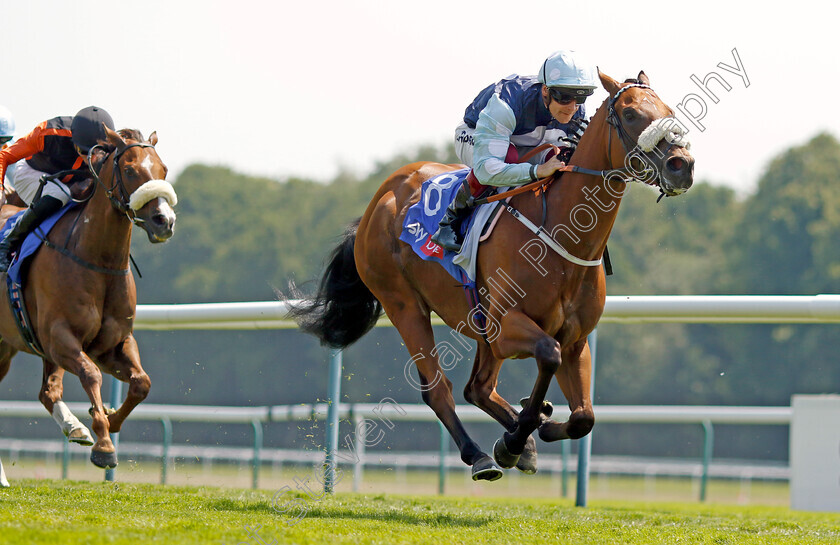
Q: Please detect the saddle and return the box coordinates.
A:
[400,168,505,283]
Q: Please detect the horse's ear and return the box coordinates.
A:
[637,71,650,86]
[148,131,158,147]
[104,125,126,152]
[598,68,621,96]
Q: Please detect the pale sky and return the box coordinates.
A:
[2,0,837,195]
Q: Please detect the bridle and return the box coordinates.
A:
[605,83,653,163]
[605,82,691,198]
[87,142,156,226]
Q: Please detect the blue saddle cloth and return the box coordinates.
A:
[1,204,75,285]
[398,168,478,283]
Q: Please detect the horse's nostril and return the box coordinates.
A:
[667,157,684,173]
[152,214,169,227]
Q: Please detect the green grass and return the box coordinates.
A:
[5,455,791,505]
[1,479,838,544]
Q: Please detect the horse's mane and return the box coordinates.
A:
[118,128,144,142]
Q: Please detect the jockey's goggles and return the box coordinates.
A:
[0,136,11,145]
[549,87,594,105]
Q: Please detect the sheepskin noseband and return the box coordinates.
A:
[128,180,178,211]
[637,117,691,153]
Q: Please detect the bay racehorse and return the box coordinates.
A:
[292,71,694,480]
[0,127,176,470]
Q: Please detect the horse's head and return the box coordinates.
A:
[103,127,177,243]
[599,71,695,197]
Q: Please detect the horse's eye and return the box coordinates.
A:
[623,109,636,122]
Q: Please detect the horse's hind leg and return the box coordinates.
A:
[538,338,595,442]
[386,298,503,481]
[97,334,150,434]
[464,343,539,474]
[39,360,94,446]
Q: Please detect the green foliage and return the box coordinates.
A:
[131,143,458,304]
[733,133,840,294]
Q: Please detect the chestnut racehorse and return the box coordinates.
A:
[292,71,694,480]
[0,128,176,470]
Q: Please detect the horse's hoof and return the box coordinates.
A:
[516,435,538,474]
[471,456,503,482]
[90,449,118,469]
[493,437,521,469]
[67,427,94,446]
[519,397,554,418]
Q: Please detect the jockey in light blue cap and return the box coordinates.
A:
[432,50,599,252]
[0,105,15,187]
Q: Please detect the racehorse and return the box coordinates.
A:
[291,71,694,480]
[0,127,177,470]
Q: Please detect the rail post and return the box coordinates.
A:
[160,416,172,484]
[251,420,263,489]
[62,437,70,480]
[324,348,343,494]
[104,376,123,482]
[575,329,597,507]
[352,409,365,492]
[700,419,714,501]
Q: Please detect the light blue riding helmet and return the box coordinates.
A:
[538,50,598,92]
[0,105,14,141]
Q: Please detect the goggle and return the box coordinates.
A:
[549,87,594,105]
[0,136,11,145]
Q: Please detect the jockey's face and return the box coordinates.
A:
[542,85,578,124]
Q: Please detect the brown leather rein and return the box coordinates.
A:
[472,143,619,205]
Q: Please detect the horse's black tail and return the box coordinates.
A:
[285,219,382,349]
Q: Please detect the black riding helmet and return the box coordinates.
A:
[71,106,115,154]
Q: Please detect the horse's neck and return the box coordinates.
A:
[545,107,625,260]
[73,174,132,268]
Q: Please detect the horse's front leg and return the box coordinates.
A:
[464,342,540,474]
[39,359,94,445]
[490,311,561,468]
[538,337,595,442]
[97,334,150,434]
[47,331,116,468]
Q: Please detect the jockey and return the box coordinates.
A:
[0,106,115,272]
[0,105,14,187]
[431,50,599,252]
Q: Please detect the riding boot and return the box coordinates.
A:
[430,179,475,252]
[0,196,64,273]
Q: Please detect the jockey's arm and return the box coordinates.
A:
[0,126,44,189]
[471,94,566,187]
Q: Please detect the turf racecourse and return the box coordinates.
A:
[1,480,838,545]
